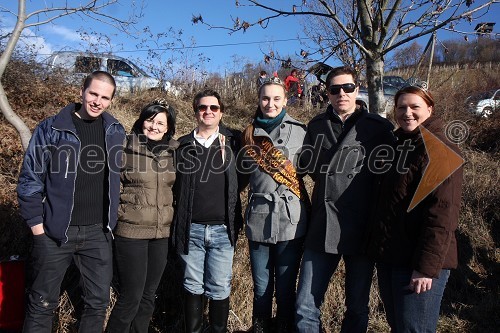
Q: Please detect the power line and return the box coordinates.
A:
[115,37,313,53]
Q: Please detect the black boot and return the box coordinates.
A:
[184,291,203,333]
[252,317,271,333]
[275,317,294,333]
[209,297,229,333]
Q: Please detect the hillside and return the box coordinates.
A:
[0,60,499,332]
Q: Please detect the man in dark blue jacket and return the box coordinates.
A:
[17,71,125,333]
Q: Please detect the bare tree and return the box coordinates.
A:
[195,0,498,114]
[0,0,141,150]
[391,41,423,69]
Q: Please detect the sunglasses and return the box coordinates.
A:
[197,104,221,112]
[328,83,356,95]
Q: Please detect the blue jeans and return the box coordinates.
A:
[248,238,304,320]
[106,236,169,333]
[376,263,450,333]
[23,224,113,333]
[295,248,374,333]
[179,223,234,300]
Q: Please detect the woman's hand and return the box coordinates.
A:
[408,270,433,294]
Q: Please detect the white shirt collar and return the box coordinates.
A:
[193,126,220,148]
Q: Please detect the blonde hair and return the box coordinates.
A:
[243,79,286,146]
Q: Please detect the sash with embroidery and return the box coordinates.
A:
[246,137,308,202]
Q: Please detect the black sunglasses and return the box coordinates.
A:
[328,83,356,95]
[197,104,221,112]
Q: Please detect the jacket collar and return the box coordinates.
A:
[128,131,179,155]
[52,103,119,132]
[253,113,304,137]
[179,123,234,146]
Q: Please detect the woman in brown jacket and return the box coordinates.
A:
[107,100,179,333]
[368,85,463,332]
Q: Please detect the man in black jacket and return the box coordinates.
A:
[295,66,395,332]
[172,89,242,333]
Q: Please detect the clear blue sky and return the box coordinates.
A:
[1,1,498,76]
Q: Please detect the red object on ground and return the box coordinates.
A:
[0,260,25,332]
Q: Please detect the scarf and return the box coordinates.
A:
[254,109,287,134]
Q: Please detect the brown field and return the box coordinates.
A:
[0,60,499,332]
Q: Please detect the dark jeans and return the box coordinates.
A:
[295,248,374,333]
[248,238,304,320]
[376,262,450,333]
[23,224,113,333]
[106,236,169,333]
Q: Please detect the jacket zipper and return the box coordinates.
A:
[64,150,71,179]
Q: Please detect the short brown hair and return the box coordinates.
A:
[192,89,225,113]
[82,71,116,98]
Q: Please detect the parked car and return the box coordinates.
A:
[356,84,397,115]
[307,62,397,115]
[383,75,408,89]
[466,89,500,117]
[45,51,181,96]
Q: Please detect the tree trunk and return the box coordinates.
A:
[0,82,32,150]
[365,56,386,115]
[0,0,31,150]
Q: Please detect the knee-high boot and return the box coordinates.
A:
[184,292,203,333]
[209,297,229,333]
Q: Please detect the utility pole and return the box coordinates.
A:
[426,21,438,89]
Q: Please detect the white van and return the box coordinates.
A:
[45,51,174,95]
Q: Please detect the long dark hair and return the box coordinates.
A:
[132,100,176,141]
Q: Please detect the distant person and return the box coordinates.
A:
[367,85,463,332]
[311,82,328,108]
[256,70,268,89]
[240,77,309,332]
[284,69,303,105]
[17,71,125,333]
[295,66,395,332]
[106,100,179,332]
[172,89,243,333]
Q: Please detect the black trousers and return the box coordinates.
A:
[106,236,169,333]
[23,224,113,333]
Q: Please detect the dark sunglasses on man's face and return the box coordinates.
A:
[197,104,221,112]
[328,83,356,95]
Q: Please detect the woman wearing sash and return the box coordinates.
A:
[240,77,309,333]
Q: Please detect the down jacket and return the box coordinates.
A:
[367,116,463,278]
[172,125,243,255]
[114,132,179,239]
[17,103,125,242]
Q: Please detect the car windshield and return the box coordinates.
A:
[468,90,495,102]
[383,84,399,95]
[383,76,407,88]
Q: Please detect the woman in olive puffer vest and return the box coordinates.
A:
[107,100,179,333]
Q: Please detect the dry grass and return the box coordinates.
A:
[0,60,498,332]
